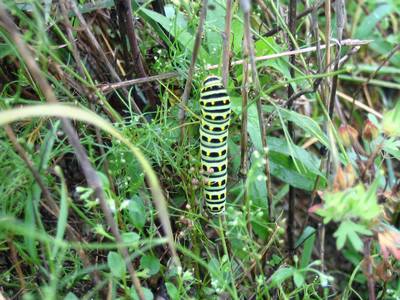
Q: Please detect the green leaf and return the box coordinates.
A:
[0,44,14,59]
[296,226,316,269]
[269,151,316,190]
[382,101,400,137]
[139,7,207,59]
[268,137,324,177]
[64,293,79,300]
[107,251,126,278]
[270,267,294,286]
[130,287,154,300]
[279,108,328,147]
[231,97,322,190]
[140,255,161,276]
[121,232,140,245]
[231,19,244,55]
[131,1,173,48]
[293,270,305,288]
[165,282,180,300]
[383,138,400,160]
[128,196,146,229]
[355,3,392,39]
[333,221,372,251]
[255,37,292,85]
[205,0,225,64]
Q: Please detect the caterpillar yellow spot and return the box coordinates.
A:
[219,137,224,142]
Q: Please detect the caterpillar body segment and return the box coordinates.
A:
[200,75,231,215]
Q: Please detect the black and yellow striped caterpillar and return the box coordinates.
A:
[200,75,231,214]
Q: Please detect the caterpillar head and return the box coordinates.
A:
[202,75,223,88]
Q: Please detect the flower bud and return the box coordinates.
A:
[333,164,356,190]
[362,120,379,141]
[338,124,359,147]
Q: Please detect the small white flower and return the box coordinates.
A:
[120,199,131,210]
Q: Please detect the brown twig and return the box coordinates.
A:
[286,0,297,258]
[98,39,371,92]
[60,1,116,193]
[0,5,145,299]
[222,0,233,87]
[328,0,346,120]
[242,0,273,219]
[263,0,333,37]
[4,125,58,213]
[7,238,26,293]
[178,0,208,143]
[348,43,400,123]
[319,222,326,273]
[118,0,159,108]
[240,0,250,234]
[364,238,376,300]
[324,0,331,75]
[361,142,383,181]
[67,0,144,116]
[4,125,102,286]
[337,91,383,119]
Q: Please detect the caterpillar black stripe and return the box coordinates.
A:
[200,75,231,214]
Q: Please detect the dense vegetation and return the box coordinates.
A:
[0,0,399,299]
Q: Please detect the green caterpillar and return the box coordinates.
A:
[200,75,231,214]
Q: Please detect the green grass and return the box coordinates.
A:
[0,0,400,299]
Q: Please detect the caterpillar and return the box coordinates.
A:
[199,75,231,214]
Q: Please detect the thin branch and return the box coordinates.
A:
[222,0,233,87]
[119,0,159,107]
[348,43,400,123]
[337,91,383,119]
[7,238,26,293]
[240,0,250,234]
[4,125,102,285]
[324,0,331,75]
[0,6,145,300]
[241,0,273,219]
[364,238,376,300]
[286,0,297,258]
[263,0,333,37]
[178,0,208,143]
[99,71,178,92]
[67,0,144,116]
[328,0,346,120]
[98,39,371,92]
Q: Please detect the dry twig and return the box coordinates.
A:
[178,0,208,143]
[0,5,145,299]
